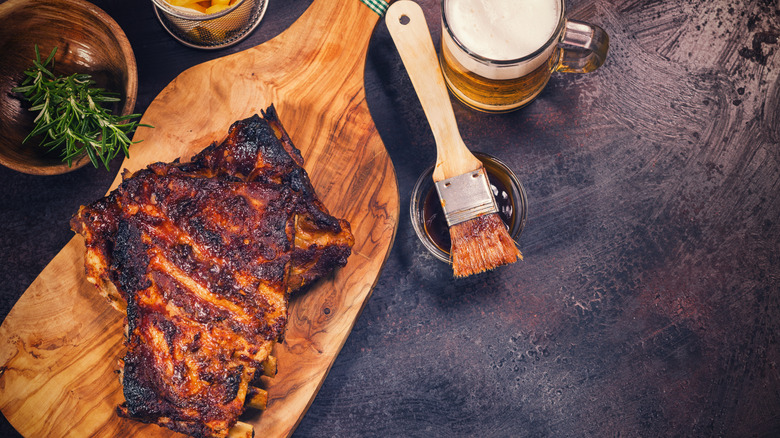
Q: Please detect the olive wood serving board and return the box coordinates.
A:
[0,0,399,436]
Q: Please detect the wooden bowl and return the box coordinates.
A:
[0,0,138,175]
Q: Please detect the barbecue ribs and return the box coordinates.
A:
[71,106,354,438]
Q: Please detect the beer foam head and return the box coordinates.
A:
[445,0,561,61]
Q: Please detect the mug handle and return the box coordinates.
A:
[555,19,609,73]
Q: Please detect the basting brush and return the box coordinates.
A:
[386,0,522,277]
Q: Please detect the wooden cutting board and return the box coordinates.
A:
[0,0,399,436]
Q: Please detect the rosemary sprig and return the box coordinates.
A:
[12,46,150,170]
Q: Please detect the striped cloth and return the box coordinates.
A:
[361,0,389,16]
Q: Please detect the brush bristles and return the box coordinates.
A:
[450,213,522,277]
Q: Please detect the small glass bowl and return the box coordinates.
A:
[410,152,527,264]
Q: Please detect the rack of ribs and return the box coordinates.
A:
[70,106,354,438]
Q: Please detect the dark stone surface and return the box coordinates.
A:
[2,0,779,437]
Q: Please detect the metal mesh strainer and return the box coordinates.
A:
[152,0,268,49]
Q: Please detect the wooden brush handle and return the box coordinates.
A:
[386,0,482,182]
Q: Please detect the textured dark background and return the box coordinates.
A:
[2,0,779,436]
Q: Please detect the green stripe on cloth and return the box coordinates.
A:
[361,0,389,16]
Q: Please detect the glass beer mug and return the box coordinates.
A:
[439,0,610,113]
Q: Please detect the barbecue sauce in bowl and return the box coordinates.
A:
[410,152,527,263]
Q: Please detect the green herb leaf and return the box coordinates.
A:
[12,45,151,170]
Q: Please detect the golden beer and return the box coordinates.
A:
[439,0,609,113]
[440,41,560,113]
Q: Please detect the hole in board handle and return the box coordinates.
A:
[400,14,410,25]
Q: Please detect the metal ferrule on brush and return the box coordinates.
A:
[435,168,498,227]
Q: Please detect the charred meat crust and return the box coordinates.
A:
[71,106,355,438]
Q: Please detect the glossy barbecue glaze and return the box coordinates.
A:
[70,108,353,438]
